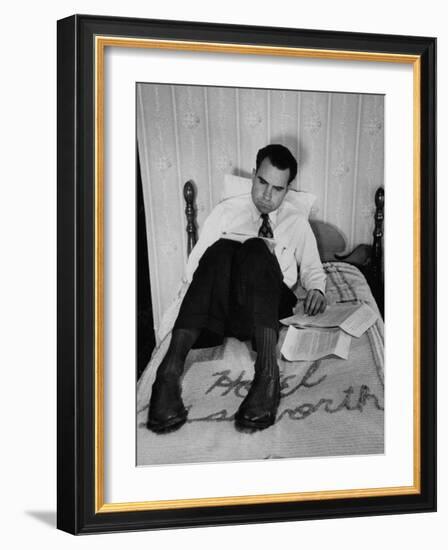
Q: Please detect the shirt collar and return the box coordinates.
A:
[250,199,279,226]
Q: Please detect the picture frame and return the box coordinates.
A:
[57,14,436,534]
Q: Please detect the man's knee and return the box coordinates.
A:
[197,238,239,269]
[237,238,283,282]
[239,238,277,267]
[240,237,271,258]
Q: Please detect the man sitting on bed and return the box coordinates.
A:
[147,144,327,434]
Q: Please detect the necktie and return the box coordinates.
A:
[258,213,273,239]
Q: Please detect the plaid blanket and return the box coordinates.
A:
[137,262,384,465]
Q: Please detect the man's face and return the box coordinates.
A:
[251,157,290,214]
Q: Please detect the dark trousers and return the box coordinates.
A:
[174,238,297,349]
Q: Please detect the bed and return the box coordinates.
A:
[136,182,384,466]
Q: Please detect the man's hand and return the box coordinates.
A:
[304,289,327,316]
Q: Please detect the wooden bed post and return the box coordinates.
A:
[183,180,197,256]
[372,187,384,281]
[371,187,384,316]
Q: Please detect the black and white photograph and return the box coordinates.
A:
[0,0,441,543]
[136,83,385,466]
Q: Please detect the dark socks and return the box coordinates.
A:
[156,327,201,379]
[234,326,280,431]
[253,326,279,378]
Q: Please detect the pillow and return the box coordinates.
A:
[221,174,316,219]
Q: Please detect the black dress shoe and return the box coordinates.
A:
[234,372,280,431]
[147,374,188,433]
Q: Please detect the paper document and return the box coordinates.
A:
[281,326,351,361]
[222,232,276,251]
[281,303,378,338]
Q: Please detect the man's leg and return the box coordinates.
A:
[147,328,200,433]
[230,238,295,431]
[147,239,240,433]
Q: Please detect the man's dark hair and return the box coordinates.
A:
[255,144,298,184]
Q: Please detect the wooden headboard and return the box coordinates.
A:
[183,182,384,314]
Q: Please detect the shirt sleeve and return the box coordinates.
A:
[184,202,226,283]
[294,218,327,294]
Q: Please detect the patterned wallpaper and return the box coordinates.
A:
[137,84,384,335]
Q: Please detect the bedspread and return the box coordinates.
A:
[136,262,384,466]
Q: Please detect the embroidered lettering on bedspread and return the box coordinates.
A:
[181,362,383,424]
[138,360,383,426]
[183,384,383,424]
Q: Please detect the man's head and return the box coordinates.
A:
[251,144,298,215]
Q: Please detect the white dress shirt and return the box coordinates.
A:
[185,193,326,293]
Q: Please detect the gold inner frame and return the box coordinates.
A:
[94,36,421,513]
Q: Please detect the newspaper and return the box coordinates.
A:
[281,302,378,338]
[281,326,351,361]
